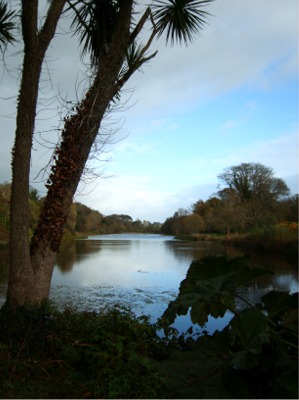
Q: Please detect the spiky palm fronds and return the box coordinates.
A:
[68,0,122,66]
[151,0,214,45]
[0,1,16,49]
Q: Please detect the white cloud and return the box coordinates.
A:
[190,131,298,188]
[0,0,297,222]
[111,140,156,158]
[122,0,298,117]
[76,175,177,222]
[76,174,220,223]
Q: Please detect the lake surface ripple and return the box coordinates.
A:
[0,233,297,334]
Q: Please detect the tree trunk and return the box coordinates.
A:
[7,0,133,307]
[6,0,66,309]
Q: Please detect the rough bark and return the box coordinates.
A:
[7,0,134,307]
[31,0,134,264]
[7,0,66,308]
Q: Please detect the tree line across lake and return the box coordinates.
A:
[0,182,161,243]
[0,163,297,247]
[161,163,298,238]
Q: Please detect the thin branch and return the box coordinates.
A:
[38,0,67,55]
[129,6,151,46]
[115,23,159,96]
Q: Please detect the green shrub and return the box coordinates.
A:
[222,225,298,257]
[0,304,167,399]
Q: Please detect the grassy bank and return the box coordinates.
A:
[182,223,298,258]
[222,223,298,258]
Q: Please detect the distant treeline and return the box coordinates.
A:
[161,193,298,236]
[161,163,298,237]
[1,161,298,245]
[0,182,161,244]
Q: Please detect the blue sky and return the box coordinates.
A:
[0,0,298,222]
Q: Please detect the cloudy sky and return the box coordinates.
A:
[0,0,298,222]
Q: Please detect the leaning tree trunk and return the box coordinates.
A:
[6,1,134,307]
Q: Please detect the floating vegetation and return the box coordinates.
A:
[49,284,178,322]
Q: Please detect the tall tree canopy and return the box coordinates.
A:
[218,163,289,202]
[217,163,290,228]
[4,0,214,308]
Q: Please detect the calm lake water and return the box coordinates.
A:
[0,233,298,334]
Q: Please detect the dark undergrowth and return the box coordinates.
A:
[0,304,170,399]
[0,255,298,399]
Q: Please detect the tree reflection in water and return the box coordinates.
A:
[0,234,297,328]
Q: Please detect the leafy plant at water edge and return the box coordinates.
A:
[160,256,298,399]
[163,255,272,326]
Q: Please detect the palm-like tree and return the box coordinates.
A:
[67,0,213,96]
[31,0,214,299]
[152,0,213,45]
[0,0,16,50]
[8,0,214,307]
[68,0,213,62]
[33,0,214,238]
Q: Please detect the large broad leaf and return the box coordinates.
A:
[190,301,210,326]
[276,364,299,398]
[183,256,271,293]
[229,309,270,370]
[230,350,258,370]
[162,256,272,327]
[186,256,237,280]
[235,265,273,287]
[230,309,269,354]
[262,291,298,323]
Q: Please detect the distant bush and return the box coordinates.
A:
[193,233,223,241]
[278,221,298,232]
[247,224,297,252]
[220,224,297,256]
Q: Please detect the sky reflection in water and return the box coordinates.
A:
[49,233,298,335]
[0,234,297,334]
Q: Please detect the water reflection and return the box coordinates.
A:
[164,240,226,263]
[56,241,77,273]
[0,234,298,334]
[52,235,186,289]
[49,234,299,336]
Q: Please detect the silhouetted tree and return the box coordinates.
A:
[7,0,214,307]
[218,163,290,229]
